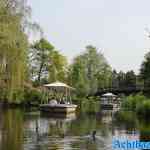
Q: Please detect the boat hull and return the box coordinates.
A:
[40,104,77,115]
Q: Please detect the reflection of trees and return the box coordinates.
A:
[0,109,24,150]
[68,115,97,136]
[139,122,150,142]
[0,110,120,150]
[113,111,138,131]
[48,119,71,137]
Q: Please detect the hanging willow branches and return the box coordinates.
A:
[0,0,29,102]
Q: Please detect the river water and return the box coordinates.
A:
[0,108,149,150]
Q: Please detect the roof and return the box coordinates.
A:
[44,81,75,90]
[102,92,117,97]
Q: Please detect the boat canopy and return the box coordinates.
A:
[44,81,75,91]
[102,92,116,97]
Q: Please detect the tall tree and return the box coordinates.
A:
[140,51,150,88]
[0,0,29,102]
[69,56,89,97]
[48,50,68,83]
[117,71,126,89]
[69,45,111,97]
[30,38,54,83]
[30,38,68,84]
[125,70,136,88]
[111,70,119,88]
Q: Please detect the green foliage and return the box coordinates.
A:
[136,100,150,119]
[30,38,68,84]
[122,93,150,119]
[112,70,136,89]
[0,0,29,102]
[30,38,54,83]
[115,111,137,125]
[48,50,68,83]
[140,51,150,87]
[23,87,47,104]
[69,45,112,97]
[122,93,146,110]
[80,98,99,114]
[125,71,136,88]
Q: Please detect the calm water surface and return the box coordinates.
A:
[0,109,149,150]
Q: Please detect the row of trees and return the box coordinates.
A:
[111,50,150,90]
[0,0,150,104]
[112,70,137,89]
[29,43,112,97]
[0,0,112,103]
[68,45,112,97]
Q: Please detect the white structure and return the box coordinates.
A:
[40,81,77,116]
[101,92,118,110]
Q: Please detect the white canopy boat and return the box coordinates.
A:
[40,81,77,115]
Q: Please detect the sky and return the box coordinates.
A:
[28,0,150,73]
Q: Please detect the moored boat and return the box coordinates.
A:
[40,81,77,116]
[40,104,77,114]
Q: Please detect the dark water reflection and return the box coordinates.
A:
[0,109,149,150]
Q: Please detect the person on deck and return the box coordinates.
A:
[49,98,57,105]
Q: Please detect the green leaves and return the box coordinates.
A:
[0,0,29,102]
[29,38,68,84]
[69,45,111,97]
[140,51,150,87]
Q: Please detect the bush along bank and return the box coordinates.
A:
[121,93,150,120]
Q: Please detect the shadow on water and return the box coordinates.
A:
[0,108,150,150]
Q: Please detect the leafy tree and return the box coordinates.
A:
[30,38,68,84]
[30,38,54,83]
[69,56,89,97]
[111,70,136,89]
[69,45,111,97]
[125,70,136,88]
[140,51,150,88]
[0,0,29,102]
[48,50,68,82]
[117,71,126,88]
[112,70,119,88]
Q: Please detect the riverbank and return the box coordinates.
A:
[0,101,39,109]
[120,93,150,120]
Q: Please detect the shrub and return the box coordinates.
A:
[115,111,137,128]
[121,93,150,119]
[23,87,47,105]
[80,98,99,114]
[136,100,150,119]
[122,93,146,110]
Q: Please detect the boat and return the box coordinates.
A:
[40,104,77,116]
[40,81,77,116]
[100,92,120,110]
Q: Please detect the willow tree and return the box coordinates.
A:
[0,0,29,102]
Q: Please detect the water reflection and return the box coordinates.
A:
[0,109,24,150]
[139,122,150,143]
[0,109,150,150]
